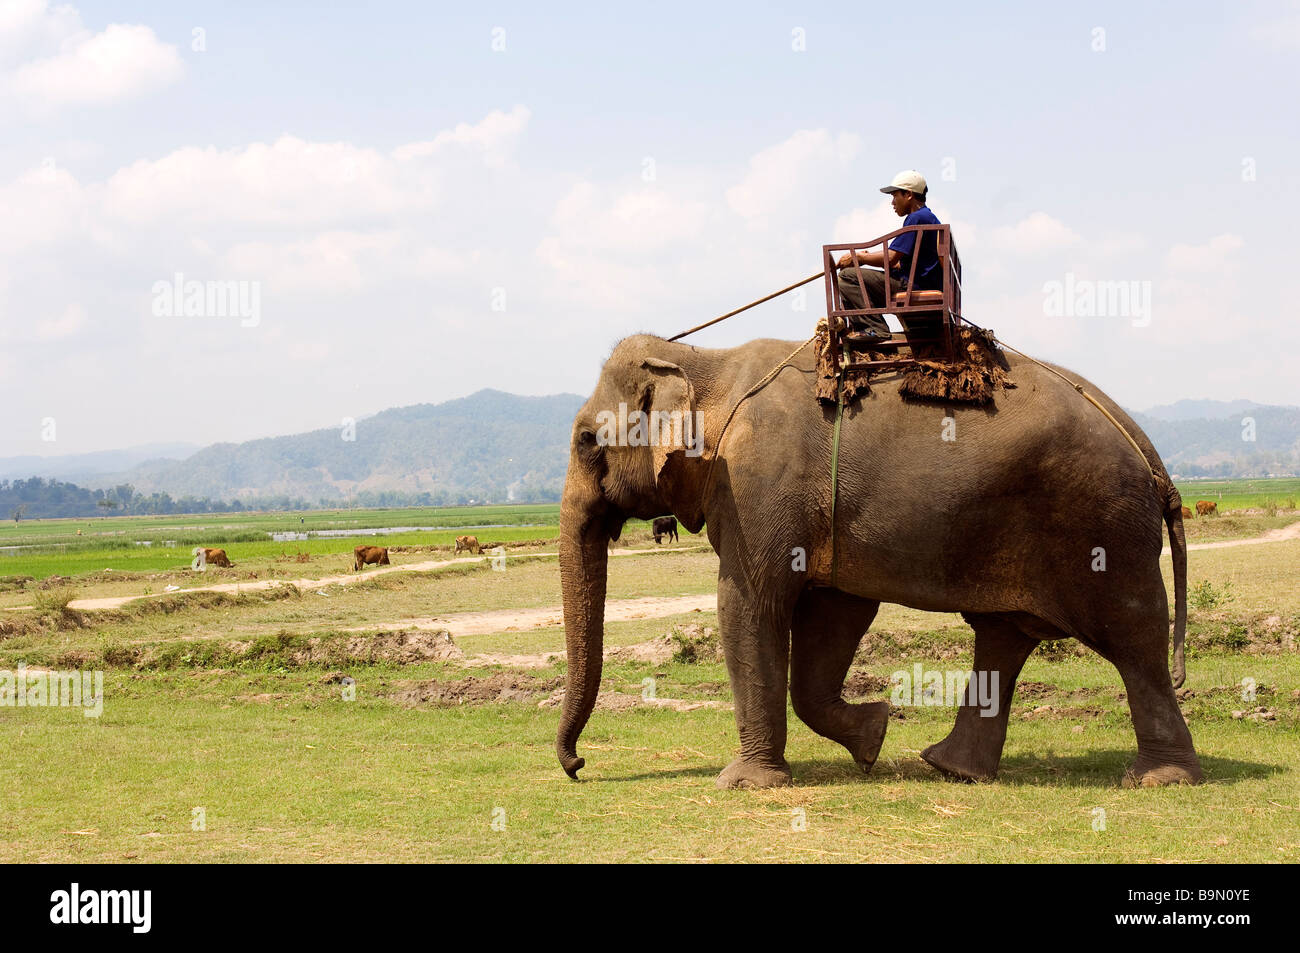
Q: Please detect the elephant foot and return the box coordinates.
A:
[1122,760,1203,788]
[843,700,890,773]
[715,756,792,790]
[920,737,998,783]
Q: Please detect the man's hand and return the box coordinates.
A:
[836,251,857,269]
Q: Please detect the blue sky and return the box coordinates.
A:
[2,0,1297,456]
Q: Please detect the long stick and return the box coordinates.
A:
[667,271,824,342]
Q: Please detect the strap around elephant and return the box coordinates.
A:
[829,373,845,588]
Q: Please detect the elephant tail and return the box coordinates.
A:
[1164,486,1188,689]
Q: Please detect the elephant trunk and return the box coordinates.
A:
[555,470,610,780]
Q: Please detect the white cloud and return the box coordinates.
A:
[831,202,903,245]
[533,179,719,315]
[392,105,530,167]
[34,302,85,340]
[222,230,477,294]
[0,160,87,251]
[989,211,1081,255]
[1163,233,1244,271]
[102,137,420,227]
[3,4,181,111]
[726,129,860,220]
[0,0,80,67]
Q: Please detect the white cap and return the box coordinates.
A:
[880,170,928,195]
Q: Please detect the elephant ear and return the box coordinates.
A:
[639,358,698,489]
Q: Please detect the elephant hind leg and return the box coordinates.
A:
[790,588,889,773]
[1089,619,1203,787]
[1118,657,1203,787]
[921,612,1038,782]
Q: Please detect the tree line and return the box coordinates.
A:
[1,476,562,521]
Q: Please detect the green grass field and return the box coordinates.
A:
[1176,478,1300,511]
[0,505,568,580]
[3,476,1296,585]
[1,496,1297,862]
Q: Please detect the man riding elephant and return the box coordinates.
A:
[835,169,944,341]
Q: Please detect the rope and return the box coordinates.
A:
[668,272,823,342]
[963,323,1156,482]
[664,268,1157,583]
[701,336,817,502]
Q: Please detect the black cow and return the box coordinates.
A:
[652,516,678,544]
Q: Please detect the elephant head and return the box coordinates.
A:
[556,338,708,779]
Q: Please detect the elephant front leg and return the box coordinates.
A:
[921,612,1037,782]
[790,588,889,773]
[714,575,794,789]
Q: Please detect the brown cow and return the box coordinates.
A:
[202,547,233,567]
[454,535,480,555]
[1195,500,1218,517]
[354,545,390,570]
[1180,505,1193,520]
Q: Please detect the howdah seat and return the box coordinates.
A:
[822,224,964,375]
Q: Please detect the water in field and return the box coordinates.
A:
[268,524,545,542]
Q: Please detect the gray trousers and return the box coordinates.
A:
[836,267,891,334]
[837,266,942,339]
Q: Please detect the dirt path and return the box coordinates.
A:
[343,593,717,639]
[55,545,711,612]
[11,521,1297,615]
[1167,519,1300,553]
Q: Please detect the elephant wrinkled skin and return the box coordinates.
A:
[556,335,1200,790]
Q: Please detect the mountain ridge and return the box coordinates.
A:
[4,391,1297,504]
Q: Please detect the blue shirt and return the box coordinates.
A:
[889,206,943,290]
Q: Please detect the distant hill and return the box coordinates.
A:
[0,442,199,483]
[5,391,1297,509]
[1137,399,1262,422]
[1129,404,1300,478]
[94,390,585,505]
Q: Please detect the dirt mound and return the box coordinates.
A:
[394,673,562,706]
[667,623,721,663]
[462,651,564,669]
[1189,613,1299,654]
[336,629,463,665]
[607,637,676,664]
[178,628,466,669]
[842,671,891,699]
[854,626,972,661]
[1015,680,1055,698]
[1018,704,1104,720]
[1231,707,1277,722]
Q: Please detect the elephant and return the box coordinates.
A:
[555,333,1201,790]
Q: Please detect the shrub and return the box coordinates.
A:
[669,623,721,664]
[1189,579,1233,610]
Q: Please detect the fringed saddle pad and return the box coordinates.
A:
[814,320,1015,406]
